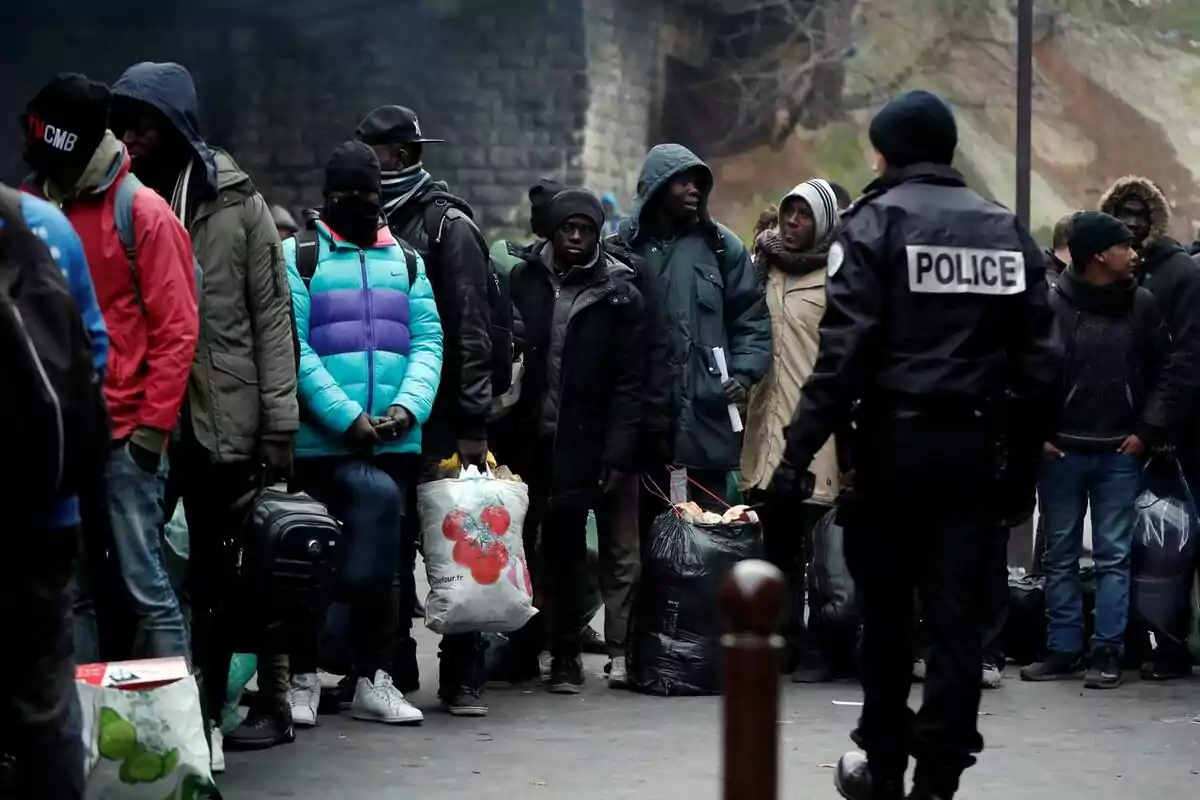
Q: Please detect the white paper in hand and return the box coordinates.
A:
[712,347,744,433]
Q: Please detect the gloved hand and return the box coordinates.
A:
[257,438,294,484]
[456,438,489,468]
[599,467,625,494]
[766,458,815,502]
[722,377,748,405]
[345,413,381,451]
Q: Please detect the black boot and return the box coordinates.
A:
[835,751,905,800]
[224,703,295,751]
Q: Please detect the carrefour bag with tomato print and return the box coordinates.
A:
[417,465,535,635]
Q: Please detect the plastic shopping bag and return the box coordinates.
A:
[806,508,858,632]
[77,658,219,799]
[418,465,535,635]
[1132,459,1198,643]
[628,509,762,696]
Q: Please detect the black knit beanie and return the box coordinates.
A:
[547,188,604,233]
[324,141,381,196]
[529,178,566,239]
[22,73,111,188]
[868,90,958,169]
[1068,211,1132,267]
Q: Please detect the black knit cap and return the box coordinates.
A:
[22,73,111,185]
[869,90,957,169]
[1068,211,1132,267]
[324,141,381,195]
[548,188,604,233]
[529,178,566,238]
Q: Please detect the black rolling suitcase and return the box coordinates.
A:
[227,484,341,653]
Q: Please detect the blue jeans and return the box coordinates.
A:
[106,444,190,659]
[1039,451,1140,654]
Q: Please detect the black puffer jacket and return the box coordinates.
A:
[507,243,645,507]
[1100,176,1200,451]
[384,182,492,451]
[1047,268,1173,450]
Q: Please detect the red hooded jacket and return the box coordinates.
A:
[26,149,198,444]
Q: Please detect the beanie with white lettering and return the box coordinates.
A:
[22,73,112,190]
[780,179,840,244]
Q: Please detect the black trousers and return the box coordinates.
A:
[844,414,996,796]
[164,437,263,720]
[760,499,830,666]
[1,525,84,800]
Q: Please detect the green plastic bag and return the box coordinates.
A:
[163,505,190,596]
[219,654,258,734]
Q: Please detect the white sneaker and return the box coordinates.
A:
[209,723,226,774]
[351,670,424,725]
[288,673,320,727]
[607,656,629,689]
[982,662,1004,689]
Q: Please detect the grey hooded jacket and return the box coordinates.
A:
[617,144,770,470]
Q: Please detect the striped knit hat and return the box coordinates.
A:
[780,179,839,243]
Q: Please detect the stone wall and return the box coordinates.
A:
[2,0,717,233]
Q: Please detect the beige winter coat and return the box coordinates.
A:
[739,266,840,504]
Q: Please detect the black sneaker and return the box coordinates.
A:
[549,657,584,694]
[223,704,295,751]
[833,751,904,800]
[319,675,356,715]
[791,651,834,684]
[1084,648,1122,689]
[1140,657,1192,681]
[1019,651,1083,681]
[579,626,607,655]
[440,686,489,717]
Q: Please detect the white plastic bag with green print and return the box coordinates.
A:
[79,675,220,799]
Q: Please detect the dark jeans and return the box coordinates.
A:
[982,525,1012,669]
[846,415,995,796]
[165,437,280,719]
[297,456,406,680]
[760,499,829,666]
[1,525,84,799]
[396,453,486,694]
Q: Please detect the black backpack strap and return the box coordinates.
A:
[398,239,417,288]
[294,229,319,288]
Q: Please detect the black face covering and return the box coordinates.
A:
[324,194,381,247]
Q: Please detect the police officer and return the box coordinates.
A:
[768,91,1059,800]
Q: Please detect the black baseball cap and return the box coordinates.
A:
[355,105,444,145]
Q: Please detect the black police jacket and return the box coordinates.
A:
[782,164,1061,477]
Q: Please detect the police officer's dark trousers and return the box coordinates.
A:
[843,411,996,797]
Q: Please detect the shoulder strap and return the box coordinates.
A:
[398,239,417,288]
[114,173,148,316]
[294,228,320,288]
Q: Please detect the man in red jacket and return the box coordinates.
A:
[22,74,198,659]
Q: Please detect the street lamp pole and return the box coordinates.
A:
[1016,0,1033,228]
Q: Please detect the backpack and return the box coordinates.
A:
[289,225,419,372]
[0,186,110,518]
[420,199,515,396]
[113,172,204,314]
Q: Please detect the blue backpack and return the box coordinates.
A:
[112,172,203,314]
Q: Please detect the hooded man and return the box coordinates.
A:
[768,90,1059,800]
[355,104,493,716]
[20,73,197,663]
[616,143,770,521]
[741,178,845,683]
[111,61,300,757]
[1099,176,1200,680]
[272,205,300,241]
[506,189,645,693]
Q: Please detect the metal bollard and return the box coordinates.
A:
[720,559,785,800]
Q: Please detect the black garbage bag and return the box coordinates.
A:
[806,509,858,633]
[1133,459,1198,644]
[628,510,762,696]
